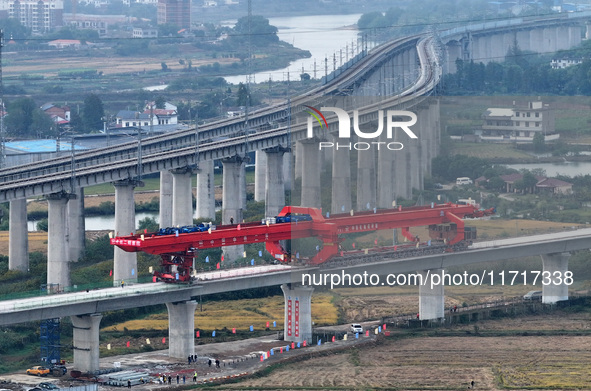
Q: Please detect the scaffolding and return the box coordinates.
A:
[40,318,61,365]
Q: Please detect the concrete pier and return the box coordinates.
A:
[67,187,85,262]
[418,269,444,320]
[299,139,321,208]
[331,134,351,214]
[264,147,287,217]
[281,284,313,343]
[9,198,28,272]
[283,151,292,191]
[541,252,570,304]
[377,134,396,208]
[47,192,75,290]
[159,170,173,228]
[113,180,139,284]
[171,167,194,227]
[195,160,216,220]
[356,139,376,211]
[166,301,197,359]
[254,150,267,202]
[71,313,102,372]
[222,156,245,261]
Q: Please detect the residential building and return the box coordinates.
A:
[551,58,583,69]
[47,39,81,49]
[157,0,190,30]
[133,27,158,38]
[41,103,70,125]
[481,101,556,142]
[115,110,152,128]
[0,0,64,33]
[498,173,572,195]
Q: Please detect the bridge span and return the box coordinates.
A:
[0,228,589,371]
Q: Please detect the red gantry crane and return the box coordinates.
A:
[111,203,495,282]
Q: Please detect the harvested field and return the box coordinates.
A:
[221,334,591,390]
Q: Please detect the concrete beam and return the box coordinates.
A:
[166,300,197,359]
[9,198,28,272]
[541,252,570,304]
[159,170,173,228]
[171,167,194,227]
[47,192,75,290]
[281,284,313,343]
[113,180,139,285]
[71,313,102,372]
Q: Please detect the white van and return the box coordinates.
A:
[456,177,473,185]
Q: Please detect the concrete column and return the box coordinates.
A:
[541,252,570,304]
[67,187,85,262]
[300,139,321,208]
[356,146,376,211]
[159,170,173,228]
[171,167,194,227]
[195,160,216,220]
[114,180,138,284]
[166,300,197,359]
[283,151,292,191]
[418,269,444,320]
[294,142,303,180]
[222,156,245,261]
[254,150,267,202]
[9,198,28,272]
[331,133,351,214]
[265,147,287,217]
[47,192,74,290]
[71,313,102,372]
[377,135,396,208]
[281,284,314,343]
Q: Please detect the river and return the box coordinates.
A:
[505,161,591,177]
[224,14,362,85]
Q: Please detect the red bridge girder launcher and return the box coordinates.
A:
[111,203,495,282]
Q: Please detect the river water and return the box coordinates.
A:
[224,14,362,85]
[505,161,591,177]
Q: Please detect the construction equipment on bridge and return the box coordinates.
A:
[111,203,495,282]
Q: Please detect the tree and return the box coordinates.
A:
[82,94,105,132]
[155,96,166,109]
[230,15,279,46]
[4,97,53,138]
[533,132,545,153]
[0,18,30,40]
[522,171,538,193]
[236,83,251,107]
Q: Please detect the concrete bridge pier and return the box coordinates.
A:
[67,187,85,262]
[331,133,351,214]
[283,151,292,191]
[166,300,197,359]
[377,135,396,208]
[47,192,76,290]
[294,142,303,180]
[418,269,445,321]
[356,143,376,211]
[541,252,570,304]
[195,160,216,220]
[171,167,194,227]
[300,139,322,208]
[281,284,313,343]
[222,156,245,262]
[9,198,29,272]
[71,313,102,372]
[159,170,173,228]
[254,150,267,202]
[113,180,140,285]
[265,146,288,217]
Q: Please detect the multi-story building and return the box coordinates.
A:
[0,0,64,33]
[157,0,190,30]
[481,101,556,142]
